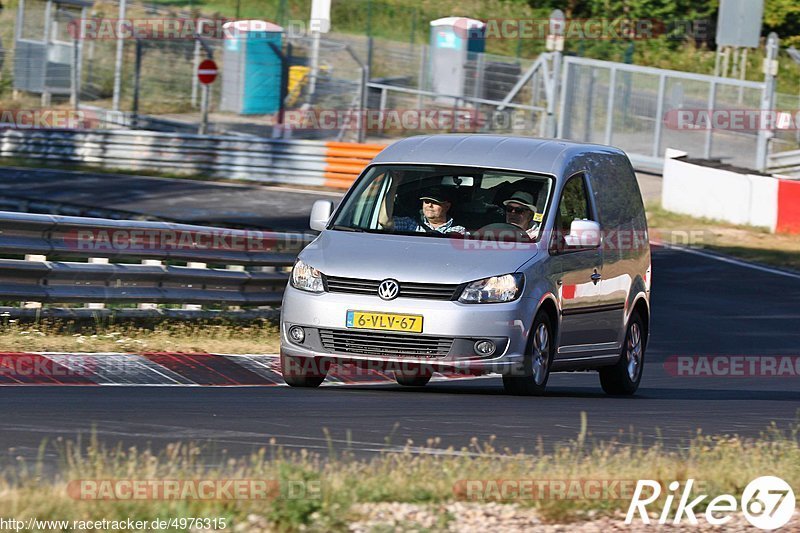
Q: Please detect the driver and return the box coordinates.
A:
[380,185,466,235]
[503,191,540,239]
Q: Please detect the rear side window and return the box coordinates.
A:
[556,174,592,233]
[588,154,644,228]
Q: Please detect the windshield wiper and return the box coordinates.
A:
[329,225,364,232]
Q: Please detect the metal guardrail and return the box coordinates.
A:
[0,211,314,312]
[768,148,800,177]
[0,129,384,189]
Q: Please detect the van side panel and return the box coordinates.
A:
[587,153,649,348]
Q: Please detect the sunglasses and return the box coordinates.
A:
[505,206,531,214]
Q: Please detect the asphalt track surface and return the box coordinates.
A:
[0,167,797,463]
[0,166,339,230]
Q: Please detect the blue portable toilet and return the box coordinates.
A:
[429,17,485,99]
[221,20,284,115]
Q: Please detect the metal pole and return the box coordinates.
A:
[132,39,142,126]
[87,41,95,85]
[721,46,730,78]
[307,30,320,102]
[366,36,374,80]
[15,0,25,43]
[266,41,290,135]
[112,0,127,111]
[738,48,747,104]
[41,0,53,106]
[343,45,367,143]
[199,83,210,135]
[756,33,779,172]
[547,49,562,138]
[583,68,595,142]
[704,80,716,159]
[191,26,202,107]
[71,37,79,110]
[360,60,369,143]
[378,87,387,136]
[652,73,666,158]
[604,67,617,146]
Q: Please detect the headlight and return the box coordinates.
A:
[290,260,324,293]
[458,273,523,303]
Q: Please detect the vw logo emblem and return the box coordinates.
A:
[377,279,400,301]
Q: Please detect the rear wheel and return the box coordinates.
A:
[599,312,645,395]
[502,310,554,396]
[280,353,328,388]
[394,366,432,387]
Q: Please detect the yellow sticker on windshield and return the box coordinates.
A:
[533,213,544,222]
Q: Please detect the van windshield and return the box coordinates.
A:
[329,165,554,242]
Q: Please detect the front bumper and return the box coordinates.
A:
[280,285,536,373]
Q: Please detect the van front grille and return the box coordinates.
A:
[324,276,460,300]
[319,329,453,358]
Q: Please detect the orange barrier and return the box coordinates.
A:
[323,141,386,189]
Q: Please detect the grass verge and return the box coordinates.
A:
[0,318,279,353]
[0,421,798,531]
[646,203,800,272]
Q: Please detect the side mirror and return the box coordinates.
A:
[564,219,601,248]
[309,200,334,231]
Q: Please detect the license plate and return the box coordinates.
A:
[346,311,423,333]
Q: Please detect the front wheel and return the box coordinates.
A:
[599,312,646,395]
[502,310,554,396]
[280,353,328,388]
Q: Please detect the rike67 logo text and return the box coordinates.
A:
[626,476,795,530]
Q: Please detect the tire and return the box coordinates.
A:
[394,367,432,387]
[599,312,646,395]
[280,353,328,388]
[502,310,554,396]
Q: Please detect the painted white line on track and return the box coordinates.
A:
[652,240,800,281]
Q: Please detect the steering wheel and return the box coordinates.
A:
[470,222,532,242]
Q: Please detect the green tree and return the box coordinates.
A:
[764,0,800,46]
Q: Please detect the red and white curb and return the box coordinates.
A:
[0,352,483,386]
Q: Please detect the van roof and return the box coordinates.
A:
[371,134,627,177]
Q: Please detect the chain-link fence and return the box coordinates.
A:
[559,56,771,170]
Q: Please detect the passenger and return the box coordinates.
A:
[503,191,540,239]
[381,186,466,235]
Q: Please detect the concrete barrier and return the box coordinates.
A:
[0,129,385,190]
[662,148,800,234]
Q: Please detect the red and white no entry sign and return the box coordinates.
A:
[197,59,218,84]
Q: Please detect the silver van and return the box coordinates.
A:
[280,135,651,395]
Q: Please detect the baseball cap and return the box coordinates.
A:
[503,191,536,211]
[420,187,453,204]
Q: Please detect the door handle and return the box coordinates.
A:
[590,272,602,284]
